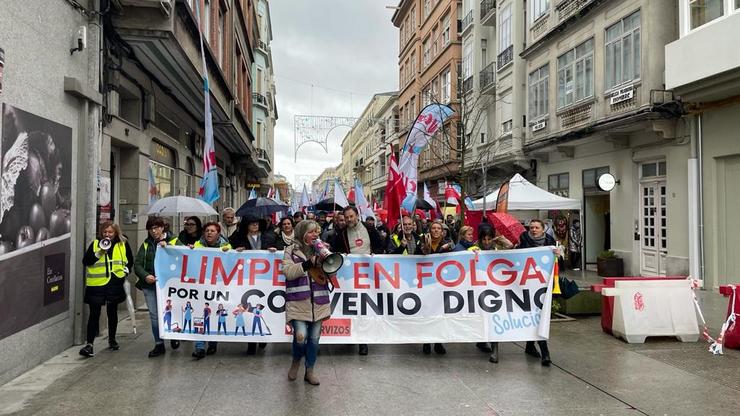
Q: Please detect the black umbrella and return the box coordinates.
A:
[236,197,288,217]
[311,197,354,212]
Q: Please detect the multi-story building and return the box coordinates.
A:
[365,94,400,203]
[392,0,463,194]
[521,0,684,276]
[0,0,102,385]
[272,173,292,203]
[252,0,277,192]
[312,166,338,198]
[665,0,740,287]
[104,0,270,251]
[458,0,531,198]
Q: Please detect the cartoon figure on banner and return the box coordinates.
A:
[182,301,193,333]
[217,303,228,334]
[203,302,212,335]
[250,304,271,336]
[163,299,173,331]
[233,304,247,336]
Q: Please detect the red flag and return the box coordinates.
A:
[383,153,403,231]
[347,187,356,203]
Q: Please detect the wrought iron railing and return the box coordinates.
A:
[252,92,268,107]
[480,0,496,21]
[461,10,474,32]
[497,45,513,70]
[480,61,496,90]
[462,76,474,94]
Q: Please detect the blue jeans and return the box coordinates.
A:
[142,287,162,345]
[291,320,322,368]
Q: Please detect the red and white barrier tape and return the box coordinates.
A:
[690,279,737,355]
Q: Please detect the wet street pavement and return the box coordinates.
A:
[1,290,739,416]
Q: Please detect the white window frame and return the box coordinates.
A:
[499,4,512,50]
[424,0,432,18]
[531,0,550,22]
[423,38,431,67]
[204,0,211,42]
[688,0,725,30]
[442,14,451,46]
[501,119,513,136]
[557,38,594,109]
[605,10,641,91]
[529,64,549,120]
[441,69,451,103]
[462,38,473,80]
[423,85,432,106]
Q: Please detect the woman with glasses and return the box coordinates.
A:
[172,216,202,245]
[134,217,180,358]
[275,217,295,251]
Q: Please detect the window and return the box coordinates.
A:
[548,173,569,197]
[690,0,724,29]
[410,51,417,78]
[462,38,473,80]
[424,0,432,18]
[217,8,225,66]
[529,64,549,120]
[605,11,641,90]
[410,6,416,30]
[432,76,439,101]
[410,96,416,119]
[502,119,513,135]
[431,28,438,56]
[255,120,263,148]
[641,161,667,178]
[441,69,451,103]
[499,4,512,50]
[532,0,550,22]
[582,166,610,190]
[423,85,432,106]
[185,158,196,197]
[423,38,431,66]
[204,0,211,42]
[480,132,486,144]
[442,14,451,45]
[119,84,141,127]
[557,39,594,108]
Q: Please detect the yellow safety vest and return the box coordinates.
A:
[194,240,232,250]
[86,240,128,287]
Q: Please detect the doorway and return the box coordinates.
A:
[584,194,610,264]
[639,181,667,275]
[717,154,740,285]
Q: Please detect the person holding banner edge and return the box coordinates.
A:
[134,216,180,358]
[282,220,332,386]
[517,219,556,366]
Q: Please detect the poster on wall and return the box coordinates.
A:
[0,104,73,340]
[0,104,72,255]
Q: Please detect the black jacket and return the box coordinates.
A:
[517,232,556,249]
[229,231,277,250]
[331,221,384,254]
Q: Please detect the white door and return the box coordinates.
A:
[640,181,667,275]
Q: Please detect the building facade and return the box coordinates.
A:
[252,0,277,192]
[665,0,740,287]
[0,0,101,385]
[521,0,685,276]
[393,0,463,194]
[312,166,338,198]
[103,0,271,255]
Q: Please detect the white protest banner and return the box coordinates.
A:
[154,246,555,343]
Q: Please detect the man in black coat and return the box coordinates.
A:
[330,206,383,356]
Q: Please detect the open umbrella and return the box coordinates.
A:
[146,196,218,216]
[486,212,526,245]
[312,197,354,212]
[236,197,288,217]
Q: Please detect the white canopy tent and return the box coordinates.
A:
[472,173,580,211]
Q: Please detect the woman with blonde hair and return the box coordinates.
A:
[79,221,134,357]
[282,220,331,386]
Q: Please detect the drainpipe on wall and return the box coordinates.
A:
[687,114,705,285]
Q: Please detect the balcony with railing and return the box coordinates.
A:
[480,62,496,93]
[461,10,474,34]
[480,0,496,26]
[256,147,271,171]
[252,92,268,109]
[257,39,269,52]
[462,76,474,94]
[497,45,513,70]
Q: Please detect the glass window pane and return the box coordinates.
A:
[560,173,569,188]
[585,57,593,97]
[634,29,641,79]
[549,175,558,190]
[659,161,667,175]
[691,0,724,29]
[642,163,657,177]
[583,169,595,187]
[623,34,632,81]
[606,43,615,88]
[606,24,621,43]
[575,61,584,100]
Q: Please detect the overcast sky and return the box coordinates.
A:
[269,0,399,191]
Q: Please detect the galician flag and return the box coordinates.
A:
[196,0,219,204]
[423,182,436,210]
[300,183,310,209]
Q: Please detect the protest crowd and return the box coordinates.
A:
[80,202,574,387]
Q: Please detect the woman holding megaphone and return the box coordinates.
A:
[282,220,332,386]
[79,221,133,358]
